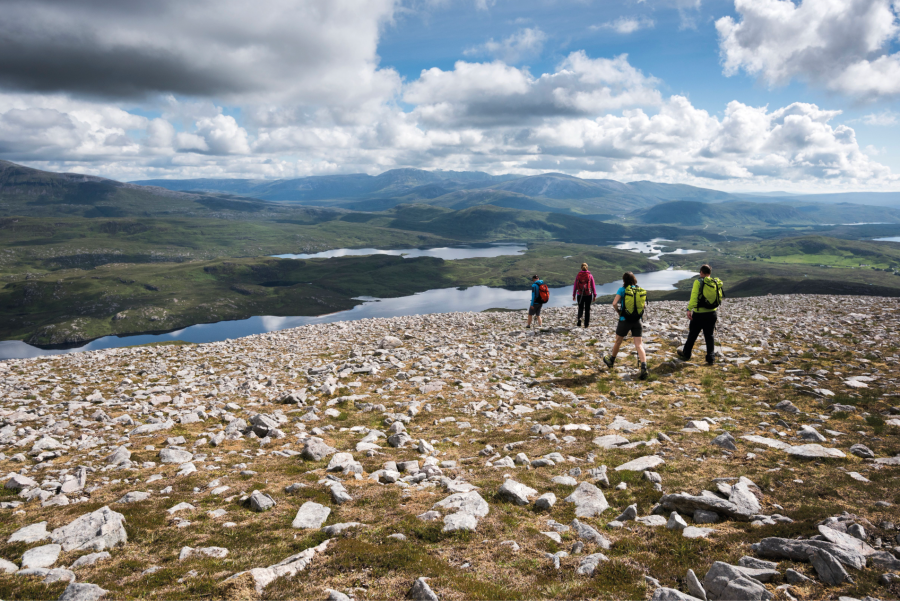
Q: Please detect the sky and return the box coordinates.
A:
[0,0,899,192]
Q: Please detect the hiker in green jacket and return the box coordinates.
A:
[677,264,723,365]
[602,272,648,380]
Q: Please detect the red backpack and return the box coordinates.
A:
[576,271,592,294]
[538,283,550,303]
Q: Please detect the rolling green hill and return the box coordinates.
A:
[631,200,900,227]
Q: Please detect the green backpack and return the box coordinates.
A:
[622,285,646,322]
[696,277,724,310]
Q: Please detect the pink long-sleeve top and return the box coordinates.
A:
[572,270,596,297]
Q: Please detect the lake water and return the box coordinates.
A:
[0,268,695,359]
[873,237,900,242]
[273,243,527,261]
[614,239,702,261]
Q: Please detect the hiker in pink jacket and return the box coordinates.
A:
[572,263,597,327]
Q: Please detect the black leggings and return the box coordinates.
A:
[577,295,593,326]
[684,311,717,359]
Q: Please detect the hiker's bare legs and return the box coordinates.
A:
[610,335,624,358]
[633,336,646,363]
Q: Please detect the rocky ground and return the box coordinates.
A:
[0,295,899,601]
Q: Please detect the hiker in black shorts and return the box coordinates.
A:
[602,272,648,380]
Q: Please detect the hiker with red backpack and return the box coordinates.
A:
[602,272,649,380]
[572,262,597,328]
[526,274,549,329]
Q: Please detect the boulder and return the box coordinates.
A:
[158,448,193,464]
[575,553,609,576]
[302,438,336,461]
[702,562,773,600]
[292,502,330,529]
[57,583,108,601]
[498,479,537,506]
[808,548,853,585]
[750,537,865,570]
[407,577,439,601]
[650,588,705,601]
[379,336,403,349]
[570,519,611,548]
[564,482,609,518]
[658,492,754,522]
[5,473,38,490]
[711,432,737,451]
[50,507,127,552]
[433,491,489,518]
[248,490,277,512]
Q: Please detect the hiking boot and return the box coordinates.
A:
[706,355,715,365]
[526,324,531,329]
[577,319,582,327]
[639,363,648,380]
[676,349,690,361]
[602,355,616,369]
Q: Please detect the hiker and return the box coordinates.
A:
[602,272,648,380]
[572,262,597,327]
[677,264,724,365]
[526,274,548,329]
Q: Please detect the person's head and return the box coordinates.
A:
[623,272,637,286]
[699,264,711,276]
[581,263,588,271]
[531,274,539,282]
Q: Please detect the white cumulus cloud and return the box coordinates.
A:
[592,17,656,34]
[464,28,547,64]
[405,52,663,126]
[717,0,900,101]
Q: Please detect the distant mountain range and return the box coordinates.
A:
[133,169,737,215]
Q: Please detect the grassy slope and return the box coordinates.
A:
[630,200,900,228]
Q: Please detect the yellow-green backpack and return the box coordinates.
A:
[622,285,646,321]
[697,277,724,309]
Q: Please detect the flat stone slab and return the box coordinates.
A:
[683,527,714,539]
[739,435,790,450]
[22,544,61,569]
[614,455,665,472]
[292,502,330,529]
[786,444,845,459]
[564,482,609,518]
[433,491,489,518]
[116,491,150,504]
[592,434,628,449]
[818,524,876,556]
[9,522,50,544]
[159,448,193,464]
[636,515,668,527]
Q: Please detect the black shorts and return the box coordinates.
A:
[528,303,543,316]
[616,320,642,337]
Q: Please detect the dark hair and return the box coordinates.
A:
[700,264,711,275]
[623,272,637,286]
[531,274,539,280]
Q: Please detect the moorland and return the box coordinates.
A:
[3,159,900,347]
